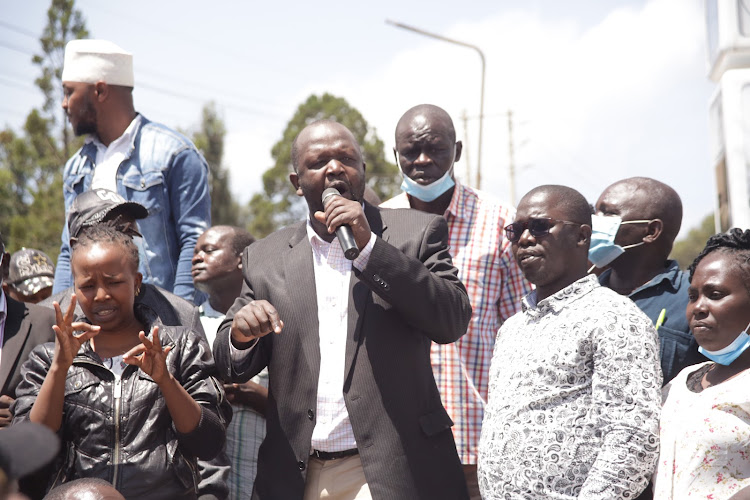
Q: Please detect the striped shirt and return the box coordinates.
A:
[382,182,531,463]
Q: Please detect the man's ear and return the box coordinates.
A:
[577,223,592,248]
[643,219,663,244]
[454,140,463,163]
[94,81,108,102]
[392,147,399,166]
[289,172,303,197]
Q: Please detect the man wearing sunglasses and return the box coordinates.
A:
[593,177,704,386]
[381,105,531,498]
[478,185,662,500]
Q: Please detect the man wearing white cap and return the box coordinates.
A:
[53,39,211,304]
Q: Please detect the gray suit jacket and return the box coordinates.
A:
[214,204,472,500]
[1,296,56,398]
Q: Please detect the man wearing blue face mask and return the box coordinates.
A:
[381,104,531,499]
[592,177,704,386]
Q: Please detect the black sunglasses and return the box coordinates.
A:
[504,217,582,243]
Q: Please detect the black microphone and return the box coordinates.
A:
[321,187,360,260]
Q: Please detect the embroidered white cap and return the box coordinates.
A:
[61,39,134,87]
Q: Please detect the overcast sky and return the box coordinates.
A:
[3,0,714,235]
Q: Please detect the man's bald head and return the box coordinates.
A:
[291,119,361,172]
[395,104,456,144]
[521,184,593,227]
[597,177,682,251]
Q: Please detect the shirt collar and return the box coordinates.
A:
[598,259,682,296]
[444,179,466,221]
[306,219,332,253]
[632,259,682,294]
[85,114,142,152]
[200,300,224,319]
[522,274,600,315]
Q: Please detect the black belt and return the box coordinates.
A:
[310,448,359,460]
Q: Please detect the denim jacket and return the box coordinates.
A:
[54,114,211,303]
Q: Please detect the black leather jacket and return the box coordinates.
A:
[13,305,231,500]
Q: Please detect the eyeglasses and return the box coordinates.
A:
[504,217,583,243]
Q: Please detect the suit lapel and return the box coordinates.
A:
[344,204,387,375]
[0,299,30,394]
[285,223,321,378]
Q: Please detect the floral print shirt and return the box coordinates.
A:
[478,274,663,499]
[654,361,750,499]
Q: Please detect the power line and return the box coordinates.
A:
[137,80,282,119]
[0,75,39,94]
[2,27,286,119]
[0,20,38,39]
[0,39,35,56]
[80,0,292,80]
[137,66,285,115]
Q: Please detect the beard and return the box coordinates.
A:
[70,94,98,137]
[74,119,97,137]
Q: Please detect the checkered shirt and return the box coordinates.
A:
[382,182,532,463]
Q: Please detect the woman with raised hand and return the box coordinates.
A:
[653,228,750,499]
[13,224,230,500]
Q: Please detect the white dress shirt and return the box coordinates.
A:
[230,218,376,453]
[89,114,142,191]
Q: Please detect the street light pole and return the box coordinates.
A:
[386,19,486,189]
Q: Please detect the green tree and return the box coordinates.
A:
[670,213,716,269]
[190,102,240,226]
[247,93,400,238]
[0,0,88,259]
[33,0,89,158]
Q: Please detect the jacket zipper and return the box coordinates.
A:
[112,376,123,486]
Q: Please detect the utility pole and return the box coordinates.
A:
[507,109,517,206]
[461,109,471,185]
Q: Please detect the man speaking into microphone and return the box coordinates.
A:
[213,120,472,500]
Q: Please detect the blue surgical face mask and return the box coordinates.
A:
[397,156,455,203]
[698,322,750,366]
[588,214,651,268]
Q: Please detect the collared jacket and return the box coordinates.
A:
[13,305,231,500]
[54,114,211,303]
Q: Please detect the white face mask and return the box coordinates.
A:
[396,156,455,203]
[588,215,652,268]
[698,322,750,366]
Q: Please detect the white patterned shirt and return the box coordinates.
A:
[654,362,750,499]
[478,274,662,500]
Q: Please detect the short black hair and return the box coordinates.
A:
[290,119,361,172]
[688,228,750,294]
[522,185,592,226]
[229,227,255,256]
[72,224,140,271]
[395,104,457,144]
[290,119,337,172]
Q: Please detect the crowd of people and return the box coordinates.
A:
[0,37,748,500]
